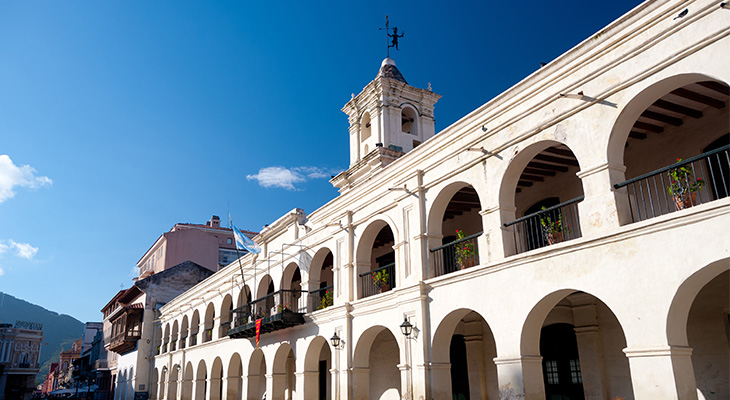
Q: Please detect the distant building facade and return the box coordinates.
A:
[137,216,256,279]
[0,321,43,400]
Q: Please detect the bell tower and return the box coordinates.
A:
[341,58,441,167]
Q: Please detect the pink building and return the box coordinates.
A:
[137,215,256,279]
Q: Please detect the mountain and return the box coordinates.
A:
[0,292,86,385]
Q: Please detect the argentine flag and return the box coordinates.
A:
[233,225,261,254]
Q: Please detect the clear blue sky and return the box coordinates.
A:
[0,1,642,323]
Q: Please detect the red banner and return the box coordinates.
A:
[255,319,262,348]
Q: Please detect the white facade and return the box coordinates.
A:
[150,1,730,400]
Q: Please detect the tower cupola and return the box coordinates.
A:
[341,58,441,169]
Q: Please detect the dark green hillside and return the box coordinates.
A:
[0,292,85,384]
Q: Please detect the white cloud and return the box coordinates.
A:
[0,240,38,260]
[9,241,38,259]
[0,155,52,203]
[247,166,341,190]
[0,266,4,276]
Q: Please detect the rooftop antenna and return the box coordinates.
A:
[380,15,404,58]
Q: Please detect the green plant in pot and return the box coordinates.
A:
[540,207,570,245]
[372,269,390,292]
[454,229,477,269]
[667,158,705,210]
[318,290,333,310]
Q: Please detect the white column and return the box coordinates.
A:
[576,162,630,236]
[482,205,516,259]
[623,346,697,400]
[493,355,544,400]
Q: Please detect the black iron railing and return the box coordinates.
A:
[504,196,583,254]
[429,232,482,277]
[359,263,396,298]
[179,337,186,349]
[310,285,334,312]
[189,333,197,346]
[230,289,307,327]
[614,145,729,223]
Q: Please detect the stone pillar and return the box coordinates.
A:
[397,363,411,400]
[574,326,607,399]
[429,362,452,400]
[351,367,369,400]
[464,335,487,400]
[329,368,338,400]
[482,205,516,259]
[494,356,544,400]
[266,373,287,400]
[295,371,316,400]
[576,162,630,237]
[192,378,205,400]
[623,346,697,400]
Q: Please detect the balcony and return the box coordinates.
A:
[227,289,306,339]
[93,360,109,371]
[359,263,396,298]
[615,145,729,223]
[108,327,142,354]
[504,197,583,254]
[430,232,482,277]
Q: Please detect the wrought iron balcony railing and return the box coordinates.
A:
[228,289,307,339]
[504,196,583,254]
[430,232,482,277]
[614,145,729,223]
[359,263,396,298]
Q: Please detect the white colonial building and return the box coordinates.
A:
[148,1,730,399]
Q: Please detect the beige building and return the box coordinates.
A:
[149,1,729,399]
[0,322,43,400]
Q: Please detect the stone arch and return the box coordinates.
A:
[155,326,163,355]
[302,336,332,399]
[607,74,730,224]
[219,294,233,338]
[195,360,207,400]
[426,181,484,276]
[171,320,179,351]
[400,104,419,136]
[352,325,402,400]
[281,262,303,312]
[158,367,166,400]
[667,257,730,346]
[237,285,252,308]
[247,349,266,400]
[167,364,179,400]
[271,343,296,400]
[497,140,584,254]
[607,73,729,168]
[354,217,399,299]
[204,303,215,342]
[254,274,275,318]
[308,247,335,312]
[180,316,189,349]
[521,289,633,399]
[190,310,200,346]
[210,357,224,400]
[431,308,498,400]
[181,362,194,400]
[150,368,159,400]
[163,323,170,353]
[226,353,243,400]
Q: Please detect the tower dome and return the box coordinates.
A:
[378,57,407,84]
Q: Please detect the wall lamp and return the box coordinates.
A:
[400,317,413,337]
[330,332,342,349]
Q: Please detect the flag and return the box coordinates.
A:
[255,318,262,349]
[233,225,261,254]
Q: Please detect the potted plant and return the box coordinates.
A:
[317,290,333,310]
[454,229,477,269]
[667,158,705,210]
[372,269,390,293]
[540,207,570,245]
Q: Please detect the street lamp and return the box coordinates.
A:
[400,317,413,337]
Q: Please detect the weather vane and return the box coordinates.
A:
[380,15,404,58]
